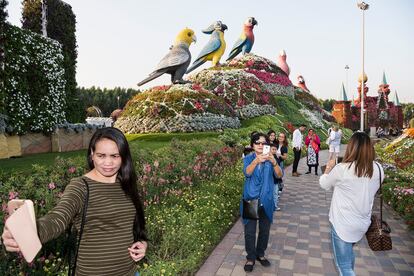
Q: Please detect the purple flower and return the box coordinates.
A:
[8,191,19,200]
[48,182,56,190]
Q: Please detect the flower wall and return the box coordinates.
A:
[3,24,66,134]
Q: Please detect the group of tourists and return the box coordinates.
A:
[241,125,382,275]
[1,125,384,276]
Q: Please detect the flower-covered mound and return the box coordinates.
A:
[115,84,240,133]
[189,54,295,104]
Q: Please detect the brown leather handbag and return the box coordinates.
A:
[365,163,392,251]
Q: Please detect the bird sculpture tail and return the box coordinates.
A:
[226,48,241,61]
[137,71,165,86]
[186,59,206,74]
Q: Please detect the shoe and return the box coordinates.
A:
[276,207,281,211]
[244,260,255,272]
[305,171,311,174]
[292,172,299,177]
[297,172,302,175]
[256,256,271,267]
[315,172,318,176]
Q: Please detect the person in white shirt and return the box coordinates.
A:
[328,126,342,161]
[319,132,383,276]
[291,124,306,176]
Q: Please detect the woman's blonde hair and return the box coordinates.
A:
[342,132,375,178]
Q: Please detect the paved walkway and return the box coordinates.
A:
[197,148,414,275]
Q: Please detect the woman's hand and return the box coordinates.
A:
[1,226,20,252]
[324,159,336,174]
[128,241,147,262]
[268,154,278,167]
[254,154,268,164]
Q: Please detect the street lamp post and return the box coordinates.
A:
[345,65,350,97]
[358,2,369,132]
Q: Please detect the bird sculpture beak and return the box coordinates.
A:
[253,19,258,26]
[222,24,228,31]
[192,34,197,43]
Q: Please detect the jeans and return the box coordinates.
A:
[292,148,301,173]
[244,207,271,260]
[273,183,279,210]
[331,226,356,276]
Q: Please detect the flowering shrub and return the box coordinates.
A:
[0,139,243,275]
[382,170,414,229]
[376,134,414,229]
[115,84,238,133]
[295,89,334,122]
[245,69,292,86]
[189,69,276,107]
[299,108,327,129]
[3,24,66,134]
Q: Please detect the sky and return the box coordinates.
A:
[6,0,414,103]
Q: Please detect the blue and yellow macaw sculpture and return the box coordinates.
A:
[186,21,228,74]
[138,28,197,86]
[226,17,258,61]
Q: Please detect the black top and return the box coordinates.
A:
[275,144,288,165]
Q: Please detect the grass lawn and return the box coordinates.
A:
[0,132,220,174]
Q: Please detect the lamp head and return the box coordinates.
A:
[357,2,369,10]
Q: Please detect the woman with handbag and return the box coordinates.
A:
[319,132,383,276]
[2,127,147,276]
[241,132,282,272]
[305,129,321,175]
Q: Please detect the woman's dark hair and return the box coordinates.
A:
[267,130,276,143]
[250,132,266,147]
[87,127,147,241]
[342,131,375,178]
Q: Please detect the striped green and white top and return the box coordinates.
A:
[37,176,138,276]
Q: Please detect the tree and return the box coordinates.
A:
[402,103,414,127]
[21,0,42,33]
[77,87,140,121]
[319,99,335,112]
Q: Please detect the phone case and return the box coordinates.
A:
[5,200,42,262]
[263,145,270,155]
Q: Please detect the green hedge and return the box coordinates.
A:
[3,24,66,134]
[22,0,80,123]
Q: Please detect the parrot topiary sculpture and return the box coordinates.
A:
[226,17,258,61]
[186,20,228,74]
[137,28,197,86]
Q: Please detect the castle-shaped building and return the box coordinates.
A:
[332,72,403,131]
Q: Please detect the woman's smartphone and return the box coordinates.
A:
[263,145,270,155]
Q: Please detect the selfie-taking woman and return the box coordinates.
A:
[319,132,383,276]
[241,132,282,272]
[2,127,147,276]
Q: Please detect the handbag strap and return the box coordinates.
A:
[375,162,383,222]
[69,178,90,276]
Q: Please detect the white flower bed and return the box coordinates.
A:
[86,117,113,127]
[299,108,325,128]
[115,113,240,134]
[235,104,276,119]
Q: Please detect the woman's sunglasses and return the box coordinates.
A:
[254,141,267,145]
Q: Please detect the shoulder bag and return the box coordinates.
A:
[66,178,90,276]
[365,163,392,251]
[242,164,265,220]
